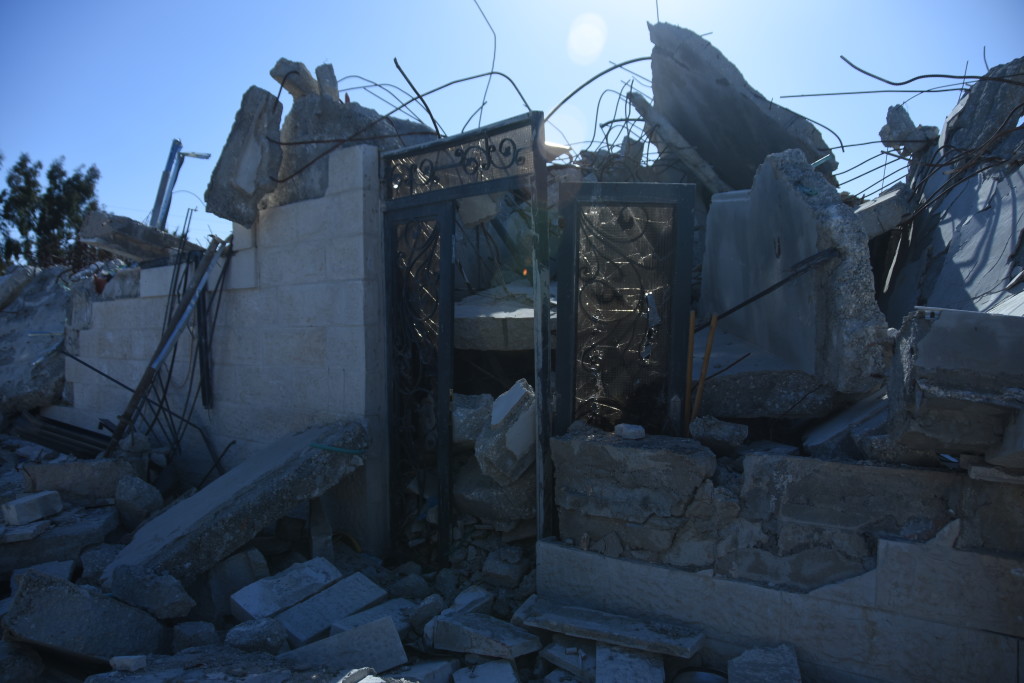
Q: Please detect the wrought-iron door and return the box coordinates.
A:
[556,182,694,436]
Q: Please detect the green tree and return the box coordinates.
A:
[0,152,101,270]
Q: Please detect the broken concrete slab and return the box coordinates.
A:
[10,559,75,592]
[889,308,1024,463]
[115,475,163,530]
[432,611,541,659]
[455,280,558,352]
[390,658,459,683]
[204,86,284,227]
[879,105,938,157]
[21,458,137,506]
[330,597,416,639]
[80,211,199,262]
[474,379,536,486]
[172,621,220,653]
[230,556,342,621]
[110,565,196,620]
[701,150,890,410]
[452,393,493,448]
[0,640,45,682]
[453,660,520,682]
[855,183,912,239]
[101,422,365,585]
[2,490,62,525]
[79,543,124,586]
[277,616,407,673]
[0,518,52,543]
[207,548,271,622]
[388,572,432,601]
[453,458,535,525]
[513,594,704,659]
[0,264,38,311]
[481,545,530,588]
[727,644,802,683]
[5,573,164,662]
[0,505,118,575]
[225,617,289,654]
[275,571,388,646]
[540,636,595,682]
[108,654,147,672]
[596,644,663,682]
[648,23,836,192]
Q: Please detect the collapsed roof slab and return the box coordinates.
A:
[700,150,890,418]
[648,23,836,192]
[80,211,200,262]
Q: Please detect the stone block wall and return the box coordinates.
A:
[65,145,391,553]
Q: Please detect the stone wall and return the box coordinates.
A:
[64,144,391,553]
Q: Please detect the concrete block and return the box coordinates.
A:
[2,490,63,526]
[450,585,496,614]
[115,475,163,530]
[231,556,343,621]
[596,644,662,682]
[80,211,197,262]
[275,571,388,646]
[330,597,416,638]
[225,617,289,654]
[514,594,703,659]
[0,506,118,575]
[10,559,75,593]
[208,548,270,621]
[432,612,541,658]
[541,637,595,682]
[452,393,494,448]
[854,183,911,239]
[277,616,407,673]
[728,644,801,683]
[109,655,147,672]
[101,422,366,585]
[454,458,535,524]
[5,573,164,662]
[389,573,432,601]
[482,546,529,588]
[453,660,520,682]
[390,659,458,683]
[110,565,197,620]
[474,379,536,486]
[172,621,220,652]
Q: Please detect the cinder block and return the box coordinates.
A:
[275,571,387,646]
[230,556,341,621]
[3,491,63,526]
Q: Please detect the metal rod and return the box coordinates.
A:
[690,314,718,423]
[683,310,696,437]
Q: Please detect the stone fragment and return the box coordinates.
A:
[80,211,198,262]
[21,459,136,505]
[2,490,62,526]
[482,545,529,588]
[0,640,44,682]
[879,105,938,156]
[109,655,147,672]
[79,543,124,586]
[115,475,163,530]
[0,519,51,543]
[390,659,458,683]
[271,58,319,98]
[728,643,802,683]
[409,593,445,633]
[315,63,339,102]
[225,617,289,654]
[854,183,911,239]
[110,565,197,620]
[688,415,748,453]
[540,636,596,682]
[596,644,663,682]
[453,660,520,682]
[613,423,645,440]
[330,597,416,639]
[10,559,75,592]
[275,571,387,646]
[432,612,541,658]
[388,572,433,601]
[102,422,365,585]
[450,585,496,614]
[454,458,535,524]
[208,548,270,622]
[5,573,163,662]
[277,617,407,673]
[339,668,380,683]
[231,556,342,621]
[204,86,284,226]
[453,393,494,447]
[513,595,704,659]
[0,506,118,575]
[172,621,220,653]
[474,379,536,486]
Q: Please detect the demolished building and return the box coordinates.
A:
[0,23,1022,683]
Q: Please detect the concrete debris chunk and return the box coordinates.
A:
[390,658,459,683]
[540,636,596,682]
[613,423,645,440]
[453,457,535,524]
[101,422,366,585]
[0,264,37,311]
[513,594,704,659]
[21,458,136,506]
[10,559,75,592]
[208,547,270,622]
[110,565,197,620]
[388,572,433,601]
[0,506,118,575]
[0,519,52,543]
[225,617,289,654]
[482,545,530,588]
[854,182,912,239]
[453,659,520,682]
[5,573,164,662]
[80,211,200,262]
[330,597,416,639]
[115,475,163,530]
[596,644,663,682]
[231,555,342,622]
[204,86,284,226]
[277,616,407,673]
[453,393,494,448]
[3,490,62,526]
[728,643,802,683]
[275,571,388,646]
[432,612,541,659]
[109,655,148,672]
[0,640,45,682]
[271,58,319,98]
[79,543,125,586]
[688,415,748,454]
[474,379,537,486]
[879,105,938,156]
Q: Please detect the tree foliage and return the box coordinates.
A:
[0,151,101,270]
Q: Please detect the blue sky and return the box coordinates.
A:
[1,0,1021,243]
